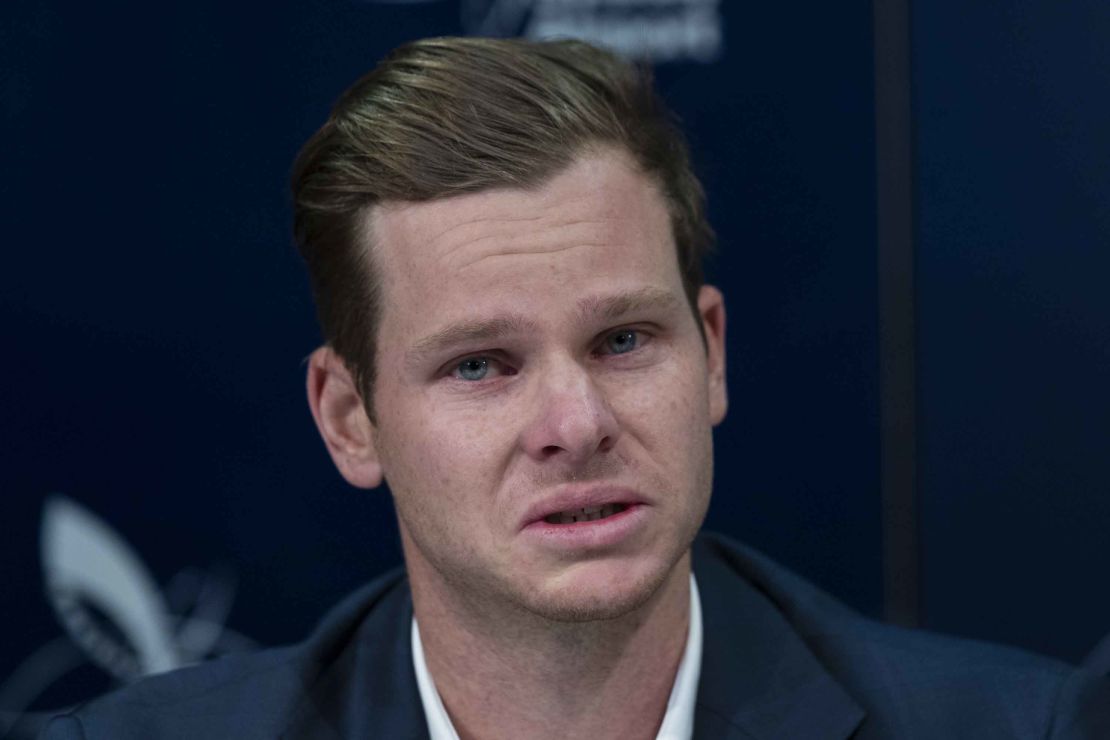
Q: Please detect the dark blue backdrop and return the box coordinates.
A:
[914,1,1110,662]
[1,0,1106,725]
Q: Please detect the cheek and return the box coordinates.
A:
[611,359,714,499]
[614,356,709,438]
[378,402,515,512]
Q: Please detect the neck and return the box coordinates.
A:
[406,545,692,740]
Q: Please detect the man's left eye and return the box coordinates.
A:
[603,330,639,355]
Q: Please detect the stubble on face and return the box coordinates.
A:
[386,437,711,629]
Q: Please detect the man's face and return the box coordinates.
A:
[364,148,727,621]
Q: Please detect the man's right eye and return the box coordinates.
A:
[445,354,518,384]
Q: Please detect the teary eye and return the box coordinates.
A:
[604,330,639,354]
[455,357,490,381]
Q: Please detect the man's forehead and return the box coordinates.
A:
[358,148,684,351]
[363,149,671,268]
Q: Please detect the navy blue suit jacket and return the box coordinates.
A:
[42,533,1110,738]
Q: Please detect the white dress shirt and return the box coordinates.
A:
[411,574,703,740]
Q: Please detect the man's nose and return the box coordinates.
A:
[520,360,620,465]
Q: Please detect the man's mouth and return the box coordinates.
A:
[543,503,628,525]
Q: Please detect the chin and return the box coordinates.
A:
[517,554,680,624]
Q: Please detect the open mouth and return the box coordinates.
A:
[543,503,628,525]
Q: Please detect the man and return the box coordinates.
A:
[43,37,1109,739]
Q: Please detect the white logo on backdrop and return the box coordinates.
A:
[0,497,253,736]
[462,0,722,62]
[361,0,724,62]
[463,0,723,62]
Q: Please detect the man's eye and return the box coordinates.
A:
[454,357,492,381]
[452,357,517,381]
[603,330,640,355]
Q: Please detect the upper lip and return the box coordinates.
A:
[520,485,645,528]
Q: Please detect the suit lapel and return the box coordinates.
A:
[279,537,864,740]
[692,538,865,740]
[282,573,430,740]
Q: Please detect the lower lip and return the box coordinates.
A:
[522,504,648,549]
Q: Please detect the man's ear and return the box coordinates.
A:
[698,285,728,426]
[306,346,383,489]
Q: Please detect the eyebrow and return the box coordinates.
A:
[575,286,683,324]
[406,286,683,367]
[408,315,538,367]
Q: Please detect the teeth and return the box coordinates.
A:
[543,503,628,525]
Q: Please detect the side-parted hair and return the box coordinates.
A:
[291,36,713,417]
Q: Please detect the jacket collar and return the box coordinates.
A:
[282,569,430,740]
[282,533,865,740]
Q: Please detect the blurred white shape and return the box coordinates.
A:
[40,496,180,677]
[166,567,236,660]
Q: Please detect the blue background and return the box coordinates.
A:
[1,0,1106,719]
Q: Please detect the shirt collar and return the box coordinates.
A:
[411,573,703,740]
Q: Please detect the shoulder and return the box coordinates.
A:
[40,568,410,740]
[40,645,306,740]
[693,532,1110,739]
